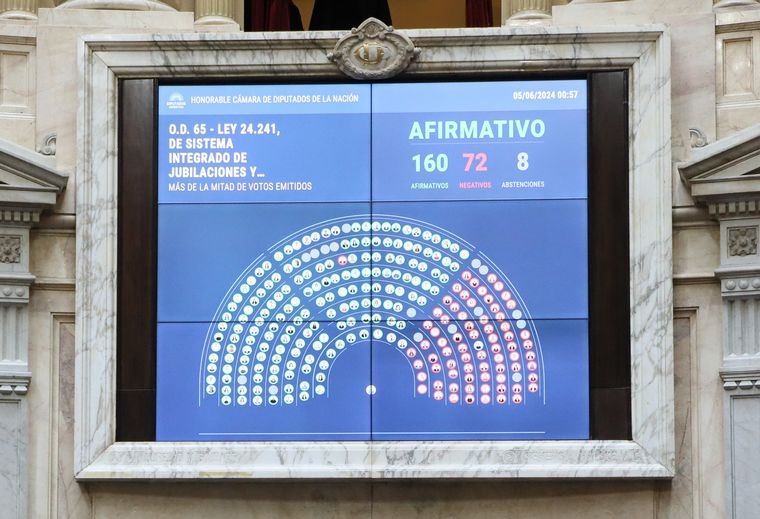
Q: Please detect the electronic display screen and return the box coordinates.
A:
[156,80,589,441]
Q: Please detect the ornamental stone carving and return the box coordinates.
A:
[38,133,56,157]
[328,18,420,81]
[0,377,29,395]
[728,226,758,256]
[0,236,21,264]
[723,277,760,292]
[689,128,709,148]
[723,377,760,391]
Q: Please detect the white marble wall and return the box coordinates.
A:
[714,9,760,138]
[729,394,760,518]
[0,219,48,519]
[0,23,35,150]
[0,388,26,518]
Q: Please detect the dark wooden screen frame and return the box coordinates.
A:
[116,73,631,441]
[117,79,158,441]
[588,71,631,439]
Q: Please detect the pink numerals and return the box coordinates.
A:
[462,152,488,172]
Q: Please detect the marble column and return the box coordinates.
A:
[0,137,67,519]
[0,220,35,519]
[194,0,237,30]
[680,130,760,519]
[714,0,760,8]
[0,0,36,20]
[503,0,552,23]
[714,215,760,519]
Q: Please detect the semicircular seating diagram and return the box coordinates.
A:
[200,214,545,410]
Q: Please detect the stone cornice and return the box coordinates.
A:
[0,138,68,214]
[79,24,669,79]
[679,124,760,214]
[0,137,67,190]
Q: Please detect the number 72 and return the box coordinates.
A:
[463,152,488,172]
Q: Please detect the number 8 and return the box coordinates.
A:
[517,152,529,171]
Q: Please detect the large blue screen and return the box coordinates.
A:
[156,80,589,441]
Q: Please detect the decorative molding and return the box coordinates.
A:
[77,26,673,480]
[328,18,420,81]
[708,199,760,217]
[721,275,760,293]
[0,235,21,263]
[32,277,75,291]
[689,128,709,148]
[722,380,758,390]
[0,283,31,302]
[36,213,75,230]
[0,372,30,395]
[728,226,758,256]
[672,206,715,228]
[0,208,40,224]
[38,133,56,157]
[673,273,718,285]
[721,368,760,390]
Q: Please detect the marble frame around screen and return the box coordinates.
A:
[76,25,674,479]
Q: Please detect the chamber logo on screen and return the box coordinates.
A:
[165,92,186,110]
[200,215,544,409]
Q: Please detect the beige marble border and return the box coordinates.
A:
[76,25,673,479]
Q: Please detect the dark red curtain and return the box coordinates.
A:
[466,0,493,27]
[248,0,302,31]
